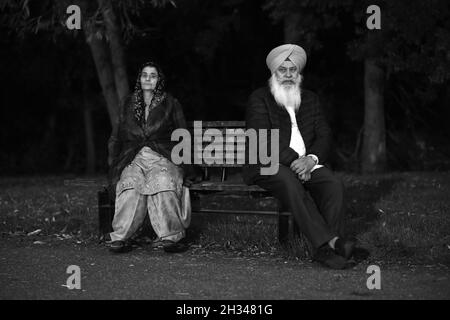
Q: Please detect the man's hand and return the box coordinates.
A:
[298,171,311,183]
[290,156,316,175]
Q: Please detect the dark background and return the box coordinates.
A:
[1,0,449,175]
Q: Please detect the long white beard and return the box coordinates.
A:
[269,73,302,111]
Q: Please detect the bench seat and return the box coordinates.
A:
[98,121,299,243]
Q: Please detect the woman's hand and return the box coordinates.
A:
[183,171,202,188]
[183,178,194,188]
[183,175,202,188]
[182,165,203,187]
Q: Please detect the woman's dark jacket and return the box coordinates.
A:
[107,93,189,197]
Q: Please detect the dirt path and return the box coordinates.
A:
[1,239,449,300]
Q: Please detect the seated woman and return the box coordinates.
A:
[107,61,193,253]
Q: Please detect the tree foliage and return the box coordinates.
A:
[263,0,450,83]
[1,0,175,42]
[348,0,450,84]
[1,0,449,173]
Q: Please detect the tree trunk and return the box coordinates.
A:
[83,79,96,174]
[361,58,386,173]
[100,0,129,105]
[84,26,119,130]
[83,107,96,174]
[63,142,75,172]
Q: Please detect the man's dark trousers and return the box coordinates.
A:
[253,165,344,249]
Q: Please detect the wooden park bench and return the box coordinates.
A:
[98,121,302,243]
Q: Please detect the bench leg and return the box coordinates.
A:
[278,212,290,243]
[221,167,227,182]
[202,167,210,181]
[277,199,311,255]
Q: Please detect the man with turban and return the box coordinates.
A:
[242,44,356,269]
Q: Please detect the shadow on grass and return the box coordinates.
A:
[180,175,402,259]
[134,172,450,264]
[184,191,282,254]
[342,176,402,239]
[8,174,449,264]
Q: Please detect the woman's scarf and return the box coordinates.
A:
[132,61,167,125]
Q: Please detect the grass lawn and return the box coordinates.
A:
[1,172,449,265]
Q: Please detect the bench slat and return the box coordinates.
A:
[191,208,290,216]
[197,155,246,160]
[188,121,246,128]
[190,181,268,192]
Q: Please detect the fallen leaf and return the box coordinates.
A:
[27,229,42,236]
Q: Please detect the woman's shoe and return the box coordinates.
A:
[162,240,189,253]
[109,240,132,253]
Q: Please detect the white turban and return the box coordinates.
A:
[266,44,307,74]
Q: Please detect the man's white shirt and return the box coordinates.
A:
[285,105,323,172]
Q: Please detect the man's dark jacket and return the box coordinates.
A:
[242,86,332,185]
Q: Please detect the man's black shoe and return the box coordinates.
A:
[352,247,370,262]
[313,245,348,270]
[109,240,132,253]
[334,237,356,259]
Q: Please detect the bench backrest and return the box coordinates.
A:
[187,121,247,168]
